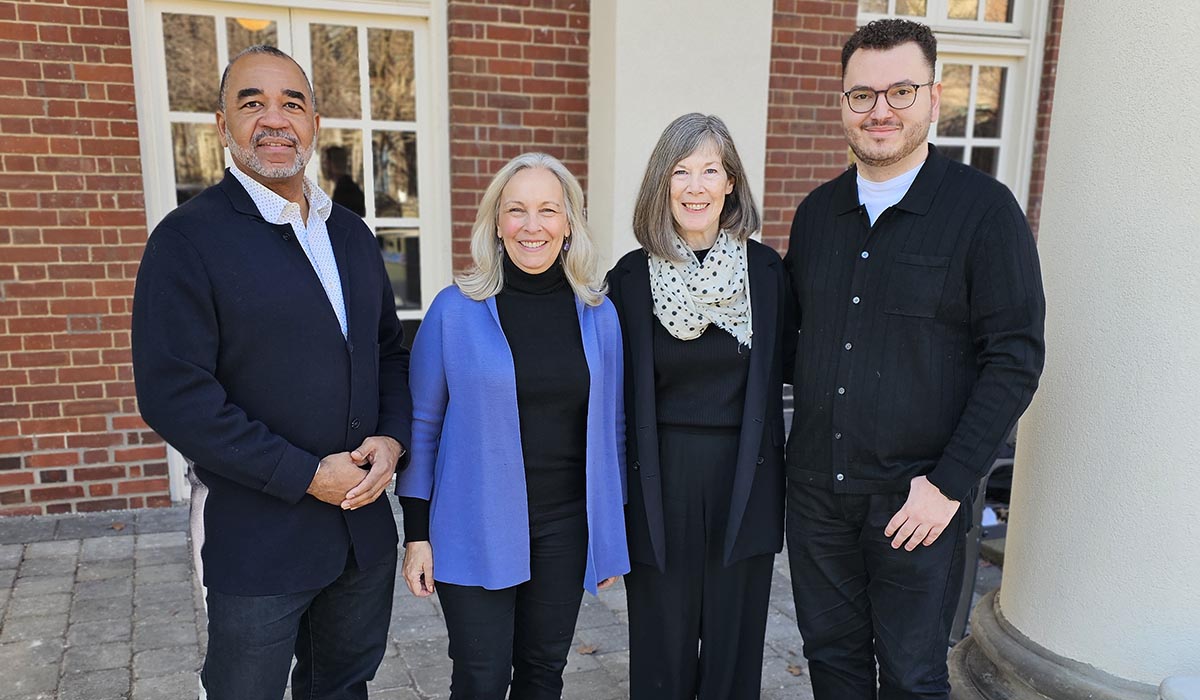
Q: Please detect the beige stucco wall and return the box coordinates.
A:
[998,0,1200,684]
[587,0,774,265]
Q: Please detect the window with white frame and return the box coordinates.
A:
[856,0,1050,207]
[134,0,448,318]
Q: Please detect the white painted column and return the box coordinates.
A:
[989,0,1200,687]
[587,0,774,266]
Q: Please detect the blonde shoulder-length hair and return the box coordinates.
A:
[456,152,607,306]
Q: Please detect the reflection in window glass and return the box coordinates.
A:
[163,13,218,112]
[368,28,416,122]
[971,147,998,176]
[171,122,225,204]
[938,64,971,138]
[226,18,277,59]
[974,66,1006,138]
[317,129,366,217]
[377,228,421,310]
[896,0,927,16]
[858,0,888,12]
[374,131,419,218]
[939,146,965,163]
[311,24,361,119]
[986,0,1014,22]
[948,0,979,19]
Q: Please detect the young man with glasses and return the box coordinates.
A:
[782,19,1046,699]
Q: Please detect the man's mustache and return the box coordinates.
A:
[252,129,299,147]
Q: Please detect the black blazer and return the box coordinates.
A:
[608,239,792,571]
[132,170,412,595]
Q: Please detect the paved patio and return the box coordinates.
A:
[0,502,1001,699]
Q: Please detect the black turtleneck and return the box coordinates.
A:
[497,257,590,512]
[400,257,589,543]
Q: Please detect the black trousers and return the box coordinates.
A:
[627,428,775,700]
[202,546,397,700]
[786,480,969,700]
[436,504,587,700]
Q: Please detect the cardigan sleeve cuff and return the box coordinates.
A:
[926,455,979,504]
[398,497,430,544]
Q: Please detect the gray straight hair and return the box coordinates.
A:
[218,45,318,113]
[456,152,607,306]
[632,113,761,261]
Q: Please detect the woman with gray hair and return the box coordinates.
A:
[608,114,792,699]
[395,152,629,699]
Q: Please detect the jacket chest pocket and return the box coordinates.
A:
[883,253,950,319]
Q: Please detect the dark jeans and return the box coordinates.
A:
[436,505,587,700]
[626,427,775,700]
[786,481,968,700]
[201,546,397,700]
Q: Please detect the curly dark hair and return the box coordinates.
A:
[841,19,937,76]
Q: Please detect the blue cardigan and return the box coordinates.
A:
[396,284,629,593]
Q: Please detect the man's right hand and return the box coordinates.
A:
[402,541,435,597]
[306,452,368,507]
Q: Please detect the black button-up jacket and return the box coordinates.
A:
[783,145,1045,502]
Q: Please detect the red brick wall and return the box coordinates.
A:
[761,0,859,253]
[446,0,589,271]
[0,0,168,515]
[1025,0,1063,239]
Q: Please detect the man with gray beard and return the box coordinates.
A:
[131,45,411,700]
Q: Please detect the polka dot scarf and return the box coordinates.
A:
[648,229,752,348]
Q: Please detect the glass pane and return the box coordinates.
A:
[939,146,965,163]
[985,0,1014,22]
[226,17,277,59]
[974,66,1007,138]
[163,13,218,112]
[368,28,416,122]
[172,122,225,205]
[948,0,979,19]
[859,0,888,12]
[317,130,366,217]
[310,24,361,119]
[377,228,421,311]
[938,64,971,138]
[373,131,419,218]
[971,147,999,176]
[896,0,927,16]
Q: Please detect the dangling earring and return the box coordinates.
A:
[562,236,571,253]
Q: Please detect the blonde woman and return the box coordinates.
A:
[395,152,629,700]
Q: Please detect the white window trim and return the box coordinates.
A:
[129,0,451,501]
[859,0,1033,38]
[937,24,1049,209]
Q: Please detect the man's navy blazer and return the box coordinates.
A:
[132,170,412,595]
[607,239,793,571]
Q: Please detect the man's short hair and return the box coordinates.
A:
[841,19,937,76]
[217,44,318,113]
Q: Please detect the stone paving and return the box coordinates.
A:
[0,503,1000,700]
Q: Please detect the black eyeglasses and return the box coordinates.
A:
[842,81,935,113]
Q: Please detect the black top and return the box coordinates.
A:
[783,145,1045,502]
[400,257,589,543]
[653,250,750,429]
